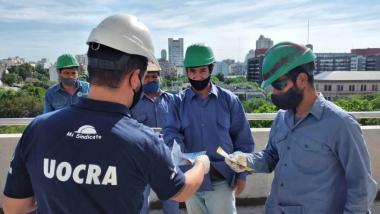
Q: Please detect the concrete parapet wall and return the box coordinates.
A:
[0,127,379,206]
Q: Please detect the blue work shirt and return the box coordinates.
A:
[131,90,173,128]
[163,84,254,191]
[43,80,89,113]
[247,94,377,214]
[4,98,185,214]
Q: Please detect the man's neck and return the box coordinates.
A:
[295,88,318,118]
[61,83,77,95]
[145,91,160,101]
[88,86,129,107]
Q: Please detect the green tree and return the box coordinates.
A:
[2,73,20,86]
[243,98,277,128]
[215,73,225,82]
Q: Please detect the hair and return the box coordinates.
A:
[287,61,315,86]
[87,43,148,88]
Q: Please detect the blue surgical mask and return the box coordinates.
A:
[143,81,160,93]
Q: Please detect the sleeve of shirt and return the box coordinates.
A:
[335,115,377,214]
[147,137,185,200]
[43,91,53,113]
[3,127,34,198]
[247,114,280,173]
[163,94,186,152]
[229,96,254,180]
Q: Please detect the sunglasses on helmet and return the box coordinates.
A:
[271,77,290,90]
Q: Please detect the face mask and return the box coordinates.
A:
[143,81,160,93]
[60,76,77,86]
[188,76,210,91]
[129,75,143,110]
[271,86,304,110]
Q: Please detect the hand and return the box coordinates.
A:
[195,155,210,174]
[225,151,247,173]
[234,179,246,196]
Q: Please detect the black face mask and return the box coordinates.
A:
[188,76,210,91]
[129,75,143,110]
[271,86,304,110]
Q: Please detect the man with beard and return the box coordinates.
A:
[164,43,254,214]
[225,41,377,214]
[131,62,180,214]
[43,53,89,113]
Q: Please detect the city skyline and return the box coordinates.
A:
[1,0,379,63]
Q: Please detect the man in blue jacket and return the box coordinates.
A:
[43,53,89,113]
[131,62,180,214]
[164,43,254,214]
[225,42,377,214]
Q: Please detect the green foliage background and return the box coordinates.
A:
[1,67,379,133]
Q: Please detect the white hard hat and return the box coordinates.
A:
[87,14,159,66]
[147,61,161,72]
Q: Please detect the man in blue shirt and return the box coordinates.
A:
[131,62,180,214]
[163,43,254,214]
[2,14,210,214]
[43,53,89,113]
[225,42,377,214]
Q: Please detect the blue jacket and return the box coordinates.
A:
[43,80,89,113]
[163,84,254,191]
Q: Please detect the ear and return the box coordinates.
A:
[297,73,308,88]
[129,69,142,90]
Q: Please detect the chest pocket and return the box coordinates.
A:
[52,100,67,110]
[216,116,230,130]
[134,114,147,123]
[292,136,334,173]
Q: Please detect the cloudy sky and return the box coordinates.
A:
[0,0,379,63]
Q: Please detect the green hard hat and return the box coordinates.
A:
[56,54,79,69]
[261,42,316,89]
[184,43,215,68]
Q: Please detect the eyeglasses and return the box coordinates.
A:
[271,77,290,90]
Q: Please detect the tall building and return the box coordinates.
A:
[214,61,230,75]
[230,62,245,76]
[246,55,265,84]
[246,48,269,84]
[315,53,352,73]
[351,48,380,56]
[168,38,184,66]
[161,49,167,60]
[350,55,366,71]
[256,35,273,49]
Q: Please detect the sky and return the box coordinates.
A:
[0,0,379,63]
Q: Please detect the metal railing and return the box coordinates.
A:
[1,111,380,126]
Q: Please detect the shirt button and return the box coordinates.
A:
[304,144,309,148]
[287,146,290,150]
[284,163,287,167]
[280,183,284,187]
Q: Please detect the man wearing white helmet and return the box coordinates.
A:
[131,62,180,214]
[2,14,210,214]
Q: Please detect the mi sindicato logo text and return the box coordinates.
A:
[67,125,102,140]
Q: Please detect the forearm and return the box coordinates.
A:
[246,151,277,173]
[2,195,36,214]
